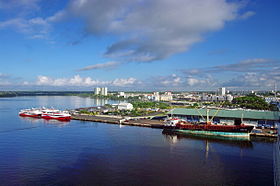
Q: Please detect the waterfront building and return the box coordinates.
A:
[118,103,133,110]
[94,87,101,95]
[218,87,226,96]
[101,87,108,96]
[169,108,280,127]
[94,87,108,96]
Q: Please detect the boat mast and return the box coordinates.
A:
[206,108,211,125]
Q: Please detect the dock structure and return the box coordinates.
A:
[72,114,165,128]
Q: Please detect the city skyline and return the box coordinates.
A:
[0,0,279,91]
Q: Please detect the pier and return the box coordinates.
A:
[72,114,165,128]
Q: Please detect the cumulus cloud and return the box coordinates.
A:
[78,61,121,71]
[56,0,246,62]
[181,58,280,89]
[155,74,182,87]
[112,78,137,86]
[35,75,139,87]
[223,72,280,89]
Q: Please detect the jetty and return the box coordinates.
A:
[72,114,165,128]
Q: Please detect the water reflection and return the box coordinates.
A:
[162,130,254,148]
[19,116,70,127]
[162,131,254,162]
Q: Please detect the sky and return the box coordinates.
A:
[0,0,279,91]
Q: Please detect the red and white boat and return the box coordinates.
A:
[41,110,71,121]
[19,108,42,118]
[19,108,71,121]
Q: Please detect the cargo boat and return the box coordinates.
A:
[164,109,254,138]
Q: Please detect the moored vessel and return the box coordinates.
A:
[19,108,42,118]
[41,111,71,121]
[163,108,254,138]
[19,108,71,121]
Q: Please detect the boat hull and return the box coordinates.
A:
[163,123,254,139]
[41,115,71,121]
[19,113,41,118]
[176,129,250,138]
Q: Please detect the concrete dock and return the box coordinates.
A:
[72,114,165,128]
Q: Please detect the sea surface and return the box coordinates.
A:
[0,96,276,185]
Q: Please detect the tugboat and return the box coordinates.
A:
[163,109,254,138]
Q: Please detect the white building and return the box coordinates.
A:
[160,92,173,101]
[118,103,134,110]
[94,87,101,95]
[94,87,108,96]
[153,92,160,101]
[201,94,233,102]
[218,87,226,96]
[118,92,125,97]
[101,87,108,96]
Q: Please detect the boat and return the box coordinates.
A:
[41,111,71,121]
[163,109,254,138]
[19,108,71,121]
[19,108,42,118]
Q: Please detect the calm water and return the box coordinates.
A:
[0,96,276,185]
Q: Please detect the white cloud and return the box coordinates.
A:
[78,61,121,71]
[112,78,137,87]
[35,75,138,87]
[58,0,246,62]
[0,17,51,39]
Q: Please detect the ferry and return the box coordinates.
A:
[41,111,71,121]
[19,108,42,118]
[19,108,71,121]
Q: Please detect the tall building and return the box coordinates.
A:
[218,87,226,96]
[101,87,108,96]
[94,87,101,95]
[94,87,108,96]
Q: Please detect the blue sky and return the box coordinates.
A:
[0,0,279,91]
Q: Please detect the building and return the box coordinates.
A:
[218,87,226,96]
[94,87,101,95]
[118,102,134,110]
[200,94,233,102]
[169,108,280,127]
[153,92,160,101]
[118,92,125,97]
[160,92,173,101]
[101,87,108,96]
[94,87,108,96]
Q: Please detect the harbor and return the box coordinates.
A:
[70,113,279,138]
[1,95,278,185]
